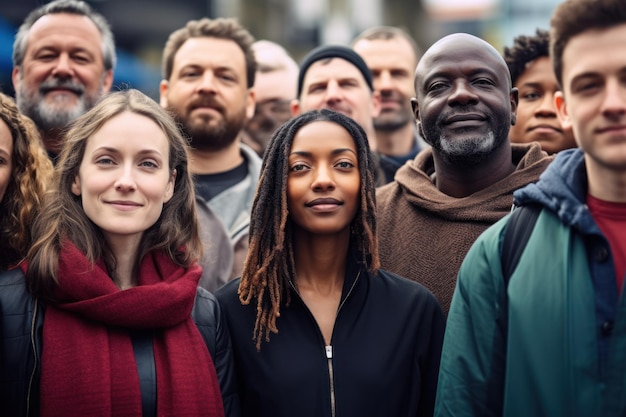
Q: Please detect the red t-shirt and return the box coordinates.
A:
[587,194,626,294]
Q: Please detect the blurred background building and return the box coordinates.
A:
[0,0,564,100]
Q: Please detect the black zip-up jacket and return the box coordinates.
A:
[215,257,446,417]
[0,268,241,417]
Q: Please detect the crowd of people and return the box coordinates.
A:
[0,0,624,415]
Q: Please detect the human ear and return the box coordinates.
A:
[555,91,572,130]
[163,169,176,203]
[290,99,301,117]
[71,175,81,196]
[510,87,519,126]
[159,80,170,108]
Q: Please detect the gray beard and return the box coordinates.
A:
[15,77,103,131]
[438,130,498,166]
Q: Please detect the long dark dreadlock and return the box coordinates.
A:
[238,109,380,350]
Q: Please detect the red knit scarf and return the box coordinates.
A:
[38,243,225,417]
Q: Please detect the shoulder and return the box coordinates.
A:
[376,180,401,205]
[372,269,442,310]
[214,278,242,309]
[0,267,30,302]
[240,143,263,174]
[192,286,221,328]
[455,214,510,293]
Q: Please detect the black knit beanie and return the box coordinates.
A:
[297,44,374,97]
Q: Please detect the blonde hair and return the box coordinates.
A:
[0,93,53,270]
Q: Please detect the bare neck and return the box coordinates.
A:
[189,138,244,174]
[376,123,416,157]
[292,229,350,292]
[107,236,141,290]
[586,154,626,202]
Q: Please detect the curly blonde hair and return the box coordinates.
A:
[0,93,53,270]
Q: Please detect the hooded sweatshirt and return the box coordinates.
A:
[376,143,551,313]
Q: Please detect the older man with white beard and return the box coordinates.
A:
[12,0,115,159]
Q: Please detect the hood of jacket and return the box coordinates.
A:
[391,142,551,223]
[514,148,598,233]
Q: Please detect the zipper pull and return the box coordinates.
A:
[325,345,333,359]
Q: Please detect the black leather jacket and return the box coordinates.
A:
[0,268,240,417]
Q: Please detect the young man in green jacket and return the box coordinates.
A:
[436,0,626,416]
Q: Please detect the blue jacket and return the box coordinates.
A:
[435,148,626,417]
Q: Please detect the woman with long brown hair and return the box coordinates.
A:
[0,89,238,417]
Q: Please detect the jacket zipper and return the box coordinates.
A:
[27,298,39,417]
[290,270,361,417]
[326,345,336,417]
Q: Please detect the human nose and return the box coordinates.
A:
[51,53,74,78]
[324,80,343,104]
[311,165,335,191]
[448,80,479,106]
[535,93,558,118]
[114,165,137,192]
[600,79,626,119]
[377,71,393,92]
[196,71,217,94]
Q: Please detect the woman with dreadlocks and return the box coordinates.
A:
[216,109,445,417]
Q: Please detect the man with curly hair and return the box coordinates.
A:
[504,29,576,154]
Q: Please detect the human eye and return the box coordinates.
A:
[180,68,200,78]
[340,79,359,89]
[575,81,601,95]
[335,159,356,170]
[521,90,541,101]
[391,69,409,79]
[473,77,495,87]
[427,81,448,93]
[35,50,58,62]
[290,162,310,172]
[219,72,236,82]
[72,51,92,64]
[95,156,116,166]
[139,160,159,169]
[307,83,326,94]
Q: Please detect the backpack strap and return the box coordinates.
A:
[501,203,542,286]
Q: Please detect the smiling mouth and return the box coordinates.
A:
[306,198,342,207]
[107,201,142,210]
[529,125,561,133]
[597,125,626,134]
[305,198,343,212]
[445,113,485,124]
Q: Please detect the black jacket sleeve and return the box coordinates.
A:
[192,287,241,417]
